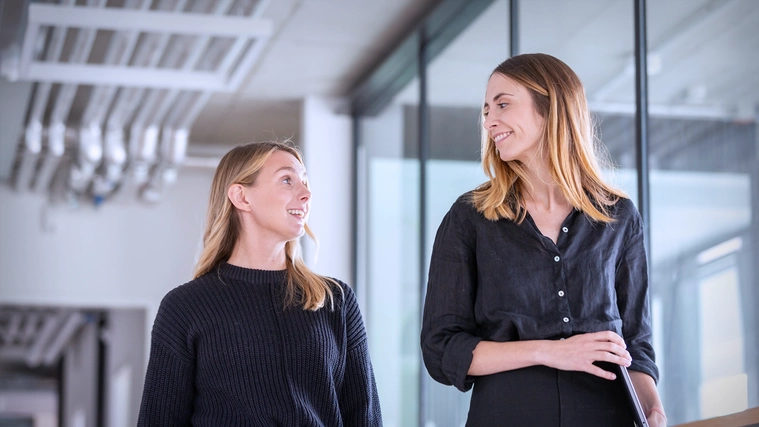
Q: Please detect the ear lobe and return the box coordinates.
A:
[227,184,250,211]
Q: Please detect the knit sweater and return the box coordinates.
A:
[137,263,382,426]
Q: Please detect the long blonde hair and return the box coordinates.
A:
[193,141,339,311]
[472,53,625,223]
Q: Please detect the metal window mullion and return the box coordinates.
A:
[634,0,651,258]
[509,0,519,57]
[417,24,430,427]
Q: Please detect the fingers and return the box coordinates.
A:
[589,330,627,348]
[586,363,618,381]
[595,349,632,367]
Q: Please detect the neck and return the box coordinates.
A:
[522,161,568,213]
[227,230,288,271]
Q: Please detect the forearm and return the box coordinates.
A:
[468,340,550,376]
[630,371,666,422]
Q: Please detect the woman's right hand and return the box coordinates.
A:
[543,331,632,380]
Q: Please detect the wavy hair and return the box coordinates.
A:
[193,141,339,311]
[472,53,625,223]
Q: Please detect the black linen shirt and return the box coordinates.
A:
[421,192,658,393]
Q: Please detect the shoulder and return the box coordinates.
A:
[161,273,216,305]
[155,271,226,321]
[610,197,642,225]
[325,277,357,309]
[446,191,482,221]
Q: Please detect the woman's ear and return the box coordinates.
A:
[227,184,250,212]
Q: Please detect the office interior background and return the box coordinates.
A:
[0,0,757,426]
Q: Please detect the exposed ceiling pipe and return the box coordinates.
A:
[19,311,40,346]
[16,0,73,192]
[33,121,66,193]
[104,0,188,193]
[86,0,152,204]
[132,0,234,203]
[41,311,85,366]
[53,0,107,200]
[15,122,41,192]
[141,0,268,202]
[0,312,22,344]
[25,311,65,367]
[80,0,152,128]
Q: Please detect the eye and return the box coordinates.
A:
[483,110,489,117]
[498,103,508,108]
[282,176,292,185]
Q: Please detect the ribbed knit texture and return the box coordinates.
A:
[137,263,382,426]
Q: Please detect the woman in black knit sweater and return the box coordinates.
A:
[138,141,382,426]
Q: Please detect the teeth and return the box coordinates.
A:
[494,132,512,142]
[287,209,305,217]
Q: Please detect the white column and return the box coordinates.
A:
[300,97,353,284]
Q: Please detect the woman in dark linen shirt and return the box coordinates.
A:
[420,54,666,427]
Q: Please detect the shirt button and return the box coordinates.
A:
[554,256,560,262]
[558,290,565,297]
[562,227,568,233]
[562,317,569,323]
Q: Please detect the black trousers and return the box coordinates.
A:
[466,364,635,427]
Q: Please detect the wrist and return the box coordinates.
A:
[647,406,667,421]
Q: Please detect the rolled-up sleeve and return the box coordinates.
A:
[421,202,482,392]
[615,209,659,383]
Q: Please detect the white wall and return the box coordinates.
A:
[0,167,214,328]
[300,96,353,284]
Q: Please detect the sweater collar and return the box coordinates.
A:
[218,262,287,283]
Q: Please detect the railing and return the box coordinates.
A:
[674,407,759,427]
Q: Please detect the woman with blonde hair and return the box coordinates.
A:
[421,53,666,426]
[138,141,382,426]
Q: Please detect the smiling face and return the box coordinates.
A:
[242,150,311,244]
[483,73,546,164]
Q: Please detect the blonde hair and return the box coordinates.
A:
[472,53,625,223]
[193,141,339,311]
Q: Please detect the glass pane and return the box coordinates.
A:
[647,0,759,424]
[359,78,420,427]
[423,1,509,425]
[522,0,638,194]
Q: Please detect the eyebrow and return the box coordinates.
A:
[483,92,514,108]
[275,166,307,177]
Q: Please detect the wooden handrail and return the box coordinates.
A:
[674,407,759,427]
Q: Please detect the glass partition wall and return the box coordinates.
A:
[353,1,759,425]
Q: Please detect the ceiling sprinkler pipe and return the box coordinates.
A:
[33,122,66,193]
[15,121,43,191]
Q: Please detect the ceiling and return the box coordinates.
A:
[1,0,757,205]
[0,0,437,195]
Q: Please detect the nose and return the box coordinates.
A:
[483,113,497,130]
[299,182,311,202]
